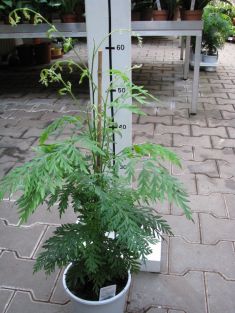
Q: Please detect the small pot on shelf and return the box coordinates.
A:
[152,9,168,21]
[181,9,202,20]
[61,14,78,23]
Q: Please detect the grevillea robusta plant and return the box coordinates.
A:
[0,8,192,300]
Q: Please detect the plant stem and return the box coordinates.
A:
[97,49,103,173]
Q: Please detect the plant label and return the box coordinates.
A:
[99,285,117,301]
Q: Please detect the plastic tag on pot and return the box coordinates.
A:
[99,285,116,301]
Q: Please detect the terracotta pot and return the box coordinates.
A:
[34,42,51,65]
[181,10,202,21]
[141,8,153,21]
[152,10,168,21]
[132,11,141,21]
[61,14,78,23]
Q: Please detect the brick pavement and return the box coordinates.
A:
[0,37,235,313]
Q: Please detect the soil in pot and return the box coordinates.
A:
[152,10,168,21]
[181,10,202,20]
[66,264,128,301]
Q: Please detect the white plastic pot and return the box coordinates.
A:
[63,263,131,313]
[202,53,218,72]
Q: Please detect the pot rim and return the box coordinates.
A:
[62,263,131,306]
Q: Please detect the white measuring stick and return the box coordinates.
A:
[190,0,196,10]
[85,0,132,163]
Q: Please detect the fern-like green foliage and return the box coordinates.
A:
[1,8,193,298]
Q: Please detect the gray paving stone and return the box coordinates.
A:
[16,119,49,129]
[0,127,27,138]
[198,109,222,119]
[172,160,219,177]
[0,220,46,258]
[133,134,172,146]
[0,137,35,151]
[191,125,227,138]
[155,201,170,215]
[6,292,71,313]
[221,111,235,119]
[197,174,235,195]
[169,238,235,279]
[206,273,235,313]
[172,194,227,217]
[163,213,200,243]
[0,201,77,226]
[211,136,235,148]
[0,251,58,300]
[217,160,235,179]
[155,125,190,136]
[194,147,235,163]
[156,108,189,118]
[0,288,14,313]
[0,162,15,178]
[33,226,57,259]
[175,117,205,129]
[227,127,235,138]
[224,194,235,218]
[7,111,44,120]
[174,174,197,195]
[170,146,194,162]
[173,135,211,148]
[200,213,235,244]
[22,128,43,139]
[133,123,154,136]
[128,271,206,313]
[25,98,57,107]
[207,118,235,128]
[0,119,19,127]
[50,270,70,304]
[204,103,234,112]
[145,308,167,313]
[217,98,235,105]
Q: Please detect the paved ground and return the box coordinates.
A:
[0,37,235,313]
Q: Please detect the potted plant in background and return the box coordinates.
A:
[138,0,154,21]
[202,4,233,70]
[2,8,192,313]
[180,0,211,20]
[59,0,82,23]
[152,0,179,21]
[0,0,17,23]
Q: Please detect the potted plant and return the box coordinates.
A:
[0,0,15,23]
[202,5,233,70]
[2,9,192,313]
[137,0,154,21]
[179,0,210,20]
[131,0,141,20]
[153,0,179,21]
[57,0,82,23]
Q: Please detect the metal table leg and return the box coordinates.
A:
[183,36,190,80]
[191,35,202,115]
[180,36,184,60]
